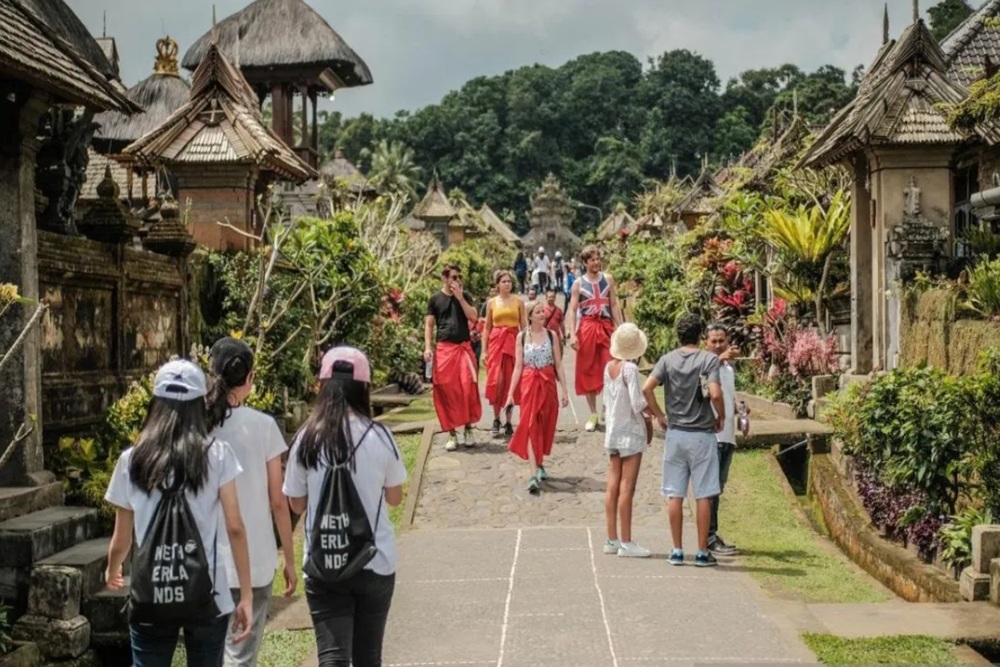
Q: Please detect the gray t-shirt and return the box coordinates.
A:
[651,348,721,432]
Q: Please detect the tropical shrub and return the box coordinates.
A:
[939,507,993,575]
[961,255,1000,319]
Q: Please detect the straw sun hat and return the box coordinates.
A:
[610,323,648,361]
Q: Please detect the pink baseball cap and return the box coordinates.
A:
[319,346,371,383]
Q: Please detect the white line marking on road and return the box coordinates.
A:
[587,527,619,667]
[406,578,508,584]
[513,612,565,617]
[520,547,589,552]
[603,574,721,580]
[620,659,805,663]
[387,662,495,666]
[496,527,522,667]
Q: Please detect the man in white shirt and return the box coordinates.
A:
[535,247,551,292]
[706,323,742,556]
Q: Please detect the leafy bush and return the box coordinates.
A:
[961,255,1000,319]
[938,507,993,574]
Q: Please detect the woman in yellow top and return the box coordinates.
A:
[484,271,527,437]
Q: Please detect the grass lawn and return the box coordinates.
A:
[377,393,437,427]
[271,431,424,598]
[802,634,959,665]
[721,450,889,603]
[171,629,315,667]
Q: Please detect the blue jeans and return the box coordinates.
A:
[710,442,736,537]
[130,614,230,667]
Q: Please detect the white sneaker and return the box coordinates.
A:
[617,542,651,558]
[584,415,598,432]
[445,435,458,451]
[603,539,621,554]
[462,427,476,448]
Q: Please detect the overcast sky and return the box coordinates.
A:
[65,1,946,119]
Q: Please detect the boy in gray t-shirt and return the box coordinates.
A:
[642,314,725,567]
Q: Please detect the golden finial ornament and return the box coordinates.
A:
[154,36,180,77]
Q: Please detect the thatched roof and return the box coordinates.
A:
[319,149,374,194]
[123,37,315,182]
[479,204,521,246]
[800,19,1000,170]
[412,177,456,221]
[0,0,138,112]
[597,209,635,241]
[674,167,724,215]
[941,0,1000,87]
[95,38,191,147]
[182,0,372,90]
[79,148,131,201]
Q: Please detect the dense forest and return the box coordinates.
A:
[318,0,974,234]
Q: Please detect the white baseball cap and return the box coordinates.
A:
[538,246,545,253]
[153,359,207,401]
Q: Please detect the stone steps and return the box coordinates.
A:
[36,538,114,598]
[0,506,100,613]
[0,484,64,523]
[82,575,128,634]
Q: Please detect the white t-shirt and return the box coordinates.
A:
[105,440,243,616]
[283,415,407,577]
[715,363,737,444]
[536,256,551,274]
[212,407,288,589]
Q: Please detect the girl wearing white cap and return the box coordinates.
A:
[104,359,253,666]
[601,324,652,558]
[284,347,407,666]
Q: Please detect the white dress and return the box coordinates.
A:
[601,361,649,456]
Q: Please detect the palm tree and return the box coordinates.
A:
[362,140,424,201]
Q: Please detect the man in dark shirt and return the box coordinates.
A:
[424,265,482,451]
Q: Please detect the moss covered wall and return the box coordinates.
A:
[899,288,1000,375]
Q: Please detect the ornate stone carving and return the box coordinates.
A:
[78,165,140,244]
[904,175,921,217]
[142,194,196,256]
[35,109,97,235]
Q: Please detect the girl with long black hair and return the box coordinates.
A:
[206,337,297,666]
[105,359,253,667]
[283,347,407,667]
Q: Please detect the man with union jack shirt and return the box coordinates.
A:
[566,245,623,431]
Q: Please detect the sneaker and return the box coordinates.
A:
[504,422,514,438]
[708,535,740,556]
[668,549,685,566]
[491,419,501,437]
[695,551,719,568]
[537,465,549,481]
[603,539,621,554]
[584,414,599,432]
[463,427,476,448]
[618,542,652,558]
[527,476,540,495]
[445,435,458,451]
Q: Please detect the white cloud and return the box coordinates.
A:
[64,0,945,118]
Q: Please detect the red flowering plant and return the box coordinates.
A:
[712,260,755,346]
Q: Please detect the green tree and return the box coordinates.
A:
[363,140,424,200]
[927,0,974,42]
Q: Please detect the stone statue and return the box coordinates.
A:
[904,175,921,217]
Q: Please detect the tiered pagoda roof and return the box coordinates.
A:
[800,18,1000,169]
[123,36,315,182]
[942,0,1000,86]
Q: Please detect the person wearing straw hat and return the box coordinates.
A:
[601,324,653,558]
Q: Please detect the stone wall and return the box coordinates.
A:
[35,231,191,445]
[899,288,1000,375]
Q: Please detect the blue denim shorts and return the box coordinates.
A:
[661,429,721,500]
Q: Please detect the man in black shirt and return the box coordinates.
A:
[424,265,482,450]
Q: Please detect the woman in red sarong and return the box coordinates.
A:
[567,245,623,433]
[484,271,526,438]
[504,302,570,494]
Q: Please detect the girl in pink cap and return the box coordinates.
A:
[284,347,407,666]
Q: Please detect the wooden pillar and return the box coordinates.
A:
[850,154,874,374]
[0,88,54,485]
[300,87,309,149]
[310,90,318,154]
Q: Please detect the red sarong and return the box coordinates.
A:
[575,316,613,395]
[509,365,558,465]
[433,341,482,432]
[485,326,519,410]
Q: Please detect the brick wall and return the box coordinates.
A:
[174,166,260,252]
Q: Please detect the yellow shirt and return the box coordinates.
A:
[491,298,521,328]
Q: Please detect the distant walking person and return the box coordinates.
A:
[104,359,253,667]
[484,271,527,437]
[543,289,566,342]
[553,250,565,295]
[425,265,482,451]
[284,347,407,667]
[505,302,570,493]
[567,245,623,432]
[642,314,724,567]
[206,338,297,667]
[705,323,745,556]
[602,324,652,558]
[514,251,528,294]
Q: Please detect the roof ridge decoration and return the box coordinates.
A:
[122,36,314,182]
[799,17,1000,170]
[154,36,180,77]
